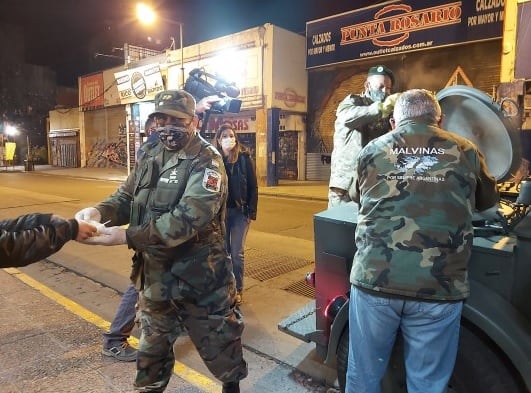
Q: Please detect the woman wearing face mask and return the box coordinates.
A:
[215,124,258,305]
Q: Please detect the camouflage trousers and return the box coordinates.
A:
[134,291,248,392]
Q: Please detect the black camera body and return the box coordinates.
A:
[184,68,242,114]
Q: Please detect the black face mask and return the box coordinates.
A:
[157,125,191,151]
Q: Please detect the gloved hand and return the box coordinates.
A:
[79,226,126,246]
[75,207,101,223]
[379,93,401,117]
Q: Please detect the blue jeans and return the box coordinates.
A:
[225,207,250,292]
[346,285,463,393]
[103,283,139,348]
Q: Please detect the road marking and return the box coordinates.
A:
[5,268,220,393]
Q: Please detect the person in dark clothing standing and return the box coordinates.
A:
[215,124,258,305]
[1,213,96,268]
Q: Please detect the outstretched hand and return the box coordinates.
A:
[75,220,98,241]
[78,226,126,246]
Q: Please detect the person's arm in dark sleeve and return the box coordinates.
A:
[0,213,79,268]
[245,154,258,220]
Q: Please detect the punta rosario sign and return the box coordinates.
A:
[306,0,504,68]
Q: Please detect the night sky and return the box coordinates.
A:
[0,0,380,87]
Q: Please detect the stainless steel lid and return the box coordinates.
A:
[436,85,521,182]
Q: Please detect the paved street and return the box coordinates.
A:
[0,166,338,393]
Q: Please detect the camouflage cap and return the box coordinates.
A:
[367,65,395,85]
[151,90,196,119]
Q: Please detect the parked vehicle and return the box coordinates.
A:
[279,86,531,393]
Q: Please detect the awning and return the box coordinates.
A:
[49,129,79,138]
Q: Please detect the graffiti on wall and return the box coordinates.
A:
[278,131,298,180]
[86,135,127,168]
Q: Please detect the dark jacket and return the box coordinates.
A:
[0,213,78,268]
[225,152,258,220]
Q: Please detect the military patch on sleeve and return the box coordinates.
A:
[202,168,222,192]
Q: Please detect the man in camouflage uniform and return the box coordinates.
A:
[77,90,247,393]
[328,65,400,208]
[345,89,499,393]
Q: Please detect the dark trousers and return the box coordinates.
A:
[103,283,138,348]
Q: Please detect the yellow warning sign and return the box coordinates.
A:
[5,142,16,160]
[445,66,473,87]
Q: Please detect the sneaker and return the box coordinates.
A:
[102,341,137,362]
[222,381,240,393]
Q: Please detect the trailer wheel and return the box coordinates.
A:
[336,327,349,393]
[448,325,526,393]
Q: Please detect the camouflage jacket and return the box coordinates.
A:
[329,93,392,193]
[96,133,232,302]
[0,213,77,268]
[350,120,499,301]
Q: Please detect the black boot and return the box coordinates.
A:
[222,381,240,393]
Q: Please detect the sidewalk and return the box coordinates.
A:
[12,164,329,202]
[0,268,148,393]
[2,264,245,393]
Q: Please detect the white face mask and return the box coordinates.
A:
[221,137,236,150]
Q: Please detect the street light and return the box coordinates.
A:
[136,2,185,88]
[5,124,18,141]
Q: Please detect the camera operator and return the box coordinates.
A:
[196,95,223,114]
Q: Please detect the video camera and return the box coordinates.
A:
[184,68,242,114]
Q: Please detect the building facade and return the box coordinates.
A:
[49,24,308,187]
[304,0,531,180]
[48,1,531,183]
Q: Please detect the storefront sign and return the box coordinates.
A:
[274,88,306,108]
[79,73,104,110]
[114,64,165,104]
[306,0,504,68]
[204,114,256,134]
